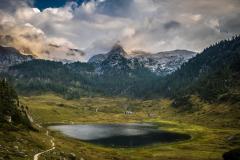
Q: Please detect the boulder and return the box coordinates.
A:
[69,153,76,160]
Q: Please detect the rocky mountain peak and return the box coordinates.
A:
[89,46,197,76]
[108,43,127,56]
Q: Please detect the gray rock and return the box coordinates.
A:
[69,153,77,160]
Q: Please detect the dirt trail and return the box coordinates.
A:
[33,130,55,160]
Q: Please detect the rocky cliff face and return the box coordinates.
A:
[89,44,141,74]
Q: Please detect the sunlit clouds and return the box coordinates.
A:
[0,0,240,61]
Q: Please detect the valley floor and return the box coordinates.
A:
[1,94,240,160]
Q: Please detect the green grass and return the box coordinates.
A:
[21,94,148,124]
[1,94,239,160]
[0,124,52,160]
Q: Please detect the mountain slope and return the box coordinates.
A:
[6,60,99,99]
[132,50,197,76]
[3,48,156,98]
[88,53,107,65]
[97,44,144,74]
[88,46,196,76]
[151,36,240,102]
[0,46,33,70]
[88,44,127,65]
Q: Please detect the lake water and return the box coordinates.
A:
[49,123,191,147]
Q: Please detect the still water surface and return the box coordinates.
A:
[49,123,191,147]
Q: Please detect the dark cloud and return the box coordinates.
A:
[66,48,85,56]
[49,43,85,56]
[164,21,181,30]
[219,12,240,34]
[69,48,85,56]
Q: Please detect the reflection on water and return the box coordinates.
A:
[49,123,190,147]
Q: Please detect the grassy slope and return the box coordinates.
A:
[4,94,236,160]
[0,124,52,160]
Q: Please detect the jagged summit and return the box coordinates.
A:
[108,43,127,56]
[88,44,197,76]
[88,44,127,64]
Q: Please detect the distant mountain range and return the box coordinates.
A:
[131,50,196,76]
[0,36,239,101]
[0,44,197,77]
[88,44,197,76]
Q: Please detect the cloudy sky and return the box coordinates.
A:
[0,0,240,61]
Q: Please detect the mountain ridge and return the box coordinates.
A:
[88,45,197,76]
[1,36,239,101]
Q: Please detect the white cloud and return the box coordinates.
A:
[15,7,38,21]
[0,7,80,61]
[0,0,240,61]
